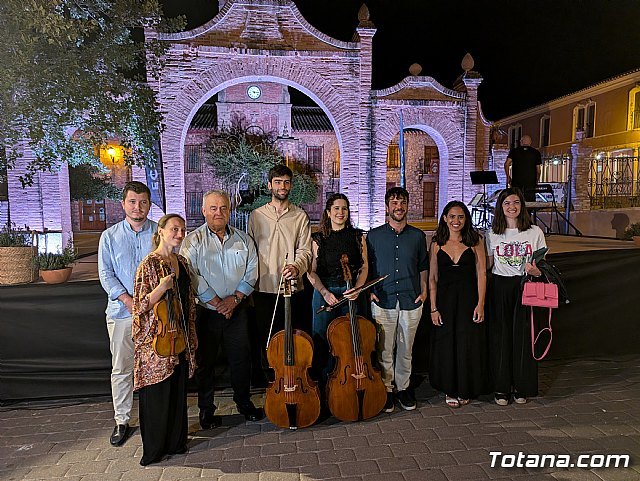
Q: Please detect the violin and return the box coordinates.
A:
[326,254,386,421]
[152,269,187,358]
[265,271,321,430]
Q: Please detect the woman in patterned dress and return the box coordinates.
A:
[132,214,197,466]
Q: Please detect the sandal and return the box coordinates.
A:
[458,398,470,406]
[445,395,460,408]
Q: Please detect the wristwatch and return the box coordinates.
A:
[233,294,241,305]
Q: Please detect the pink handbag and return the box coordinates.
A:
[521,280,558,361]
[521,281,558,309]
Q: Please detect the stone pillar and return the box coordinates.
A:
[351,5,377,229]
[570,142,592,212]
[461,73,482,205]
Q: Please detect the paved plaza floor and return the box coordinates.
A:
[1,355,639,481]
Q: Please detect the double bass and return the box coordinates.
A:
[265,274,321,429]
[153,271,187,357]
[326,254,387,421]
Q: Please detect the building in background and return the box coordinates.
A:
[1,0,490,238]
[491,68,640,237]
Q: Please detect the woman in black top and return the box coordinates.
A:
[307,193,368,386]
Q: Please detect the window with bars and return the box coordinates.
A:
[185,145,203,173]
[306,146,323,172]
[186,191,203,217]
[630,88,640,130]
[387,144,400,168]
[540,116,550,147]
[423,146,439,173]
[585,103,596,138]
[574,102,595,139]
[508,125,522,149]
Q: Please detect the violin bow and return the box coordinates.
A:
[315,274,389,314]
[266,253,288,349]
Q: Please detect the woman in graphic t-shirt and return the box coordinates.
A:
[486,188,546,406]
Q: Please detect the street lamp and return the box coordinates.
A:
[106,146,117,181]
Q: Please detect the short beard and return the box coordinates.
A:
[272,189,290,201]
[389,210,407,222]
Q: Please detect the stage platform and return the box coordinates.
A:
[1,234,639,404]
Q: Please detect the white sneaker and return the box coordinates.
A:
[513,394,527,404]
[495,394,509,406]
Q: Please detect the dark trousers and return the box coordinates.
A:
[251,291,306,379]
[195,304,251,411]
[487,274,538,397]
[138,355,188,465]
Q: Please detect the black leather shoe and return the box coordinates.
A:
[199,410,222,430]
[236,402,264,422]
[109,423,129,446]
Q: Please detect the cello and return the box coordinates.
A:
[153,270,187,358]
[326,254,387,421]
[264,272,321,429]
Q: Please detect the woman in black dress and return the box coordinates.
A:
[428,201,488,408]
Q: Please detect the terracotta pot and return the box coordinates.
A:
[40,267,73,284]
[633,236,640,248]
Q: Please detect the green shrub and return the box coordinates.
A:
[34,243,77,270]
[0,224,32,247]
[623,222,640,240]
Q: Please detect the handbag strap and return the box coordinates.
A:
[530,307,553,361]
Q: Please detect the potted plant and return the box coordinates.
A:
[0,224,37,285]
[623,221,640,247]
[35,243,77,284]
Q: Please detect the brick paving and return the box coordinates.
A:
[1,356,639,481]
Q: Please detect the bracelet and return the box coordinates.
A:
[430,308,438,313]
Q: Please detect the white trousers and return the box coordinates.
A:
[106,317,134,425]
[371,301,422,392]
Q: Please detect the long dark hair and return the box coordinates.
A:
[432,201,480,247]
[320,193,353,237]
[492,187,532,234]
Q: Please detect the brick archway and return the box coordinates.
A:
[373,110,466,223]
[149,0,377,226]
[161,67,357,218]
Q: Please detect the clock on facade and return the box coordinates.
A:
[247,85,261,100]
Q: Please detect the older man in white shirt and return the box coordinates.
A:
[180,189,261,429]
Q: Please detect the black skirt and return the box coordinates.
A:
[486,274,538,397]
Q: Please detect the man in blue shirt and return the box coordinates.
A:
[367,187,428,413]
[98,181,157,446]
[180,190,262,429]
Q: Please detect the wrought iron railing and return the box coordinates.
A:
[541,154,570,183]
[588,156,640,208]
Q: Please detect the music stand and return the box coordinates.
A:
[470,170,499,229]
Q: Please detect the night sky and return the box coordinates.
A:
[161,0,640,120]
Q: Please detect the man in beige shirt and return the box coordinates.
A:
[248,164,312,386]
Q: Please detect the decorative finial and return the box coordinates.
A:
[409,63,422,76]
[461,53,474,72]
[358,4,370,22]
